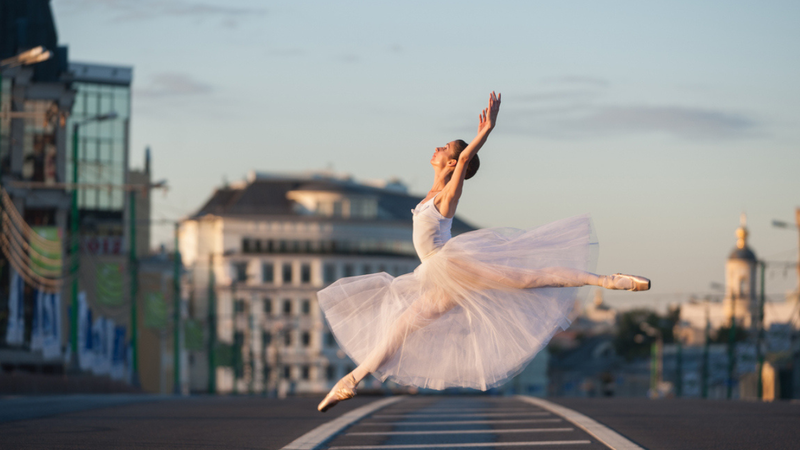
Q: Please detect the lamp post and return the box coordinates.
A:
[772,211,800,303]
[68,111,118,373]
[640,322,663,398]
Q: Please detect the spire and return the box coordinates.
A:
[145,146,151,174]
[736,212,748,249]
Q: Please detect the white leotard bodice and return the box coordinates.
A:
[412,194,453,261]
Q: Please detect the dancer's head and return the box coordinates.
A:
[430,140,480,180]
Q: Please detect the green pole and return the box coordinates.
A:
[702,304,709,399]
[727,312,736,399]
[650,341,657,395]
[676,340,683,398]
[208,253,216,394]
[70,124,80,370]
[173,222,181,395]
[129,190,139,387]
[757,262,765,400]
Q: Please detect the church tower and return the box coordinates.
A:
[723,214,758,329]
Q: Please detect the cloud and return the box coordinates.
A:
[135,73,213,98]
[61,0,266,25]
[508,105,758,140]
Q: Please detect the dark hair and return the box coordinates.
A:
[451,139,480,180]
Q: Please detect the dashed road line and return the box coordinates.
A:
[517,396,644,450]
[280,396,404,450]
[372,412,551,419]
[328,441,593,449]
[359,418,563,426]
[348,427,574,436]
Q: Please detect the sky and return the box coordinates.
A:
[51,0,800,312]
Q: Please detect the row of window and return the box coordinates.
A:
[260,330,337,348]
[242,238,415,257]
[232,260,417,285]
[263,364,355,382]
[235,298,314,316]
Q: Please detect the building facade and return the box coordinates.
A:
[179,172,473,394]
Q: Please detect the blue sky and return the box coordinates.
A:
[52,0,800,311]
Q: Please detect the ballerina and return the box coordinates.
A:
[317,92,649,412]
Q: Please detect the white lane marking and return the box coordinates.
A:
[359,418,564,426]
[373,412,550,418]
[386,408,539,413]
[517,396,645,450]
[348,427,574,436]
[328,441,592,449]
[280,396,404,450]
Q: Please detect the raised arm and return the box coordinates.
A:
[438,92,501,216]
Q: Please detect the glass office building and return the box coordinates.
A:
[67,63,132,212]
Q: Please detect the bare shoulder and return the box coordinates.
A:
[434,191,458,219]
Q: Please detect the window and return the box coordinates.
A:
[301,263,311,283]
[301,299,310,315]
[279,240,288,252]
[234,299,246,313]
[242,238,252,253]
[263,298,272,315]
[326,365,336,381]
[323,263,336,283]
[282,299,292,315]
[284,331,292,346]
[254,239,262,253]
[282,263,293,283]
[325,332,336,347]
[262,263,274,283]
[302,331,310,347]
[233,262,248,282]
[264,366,271,381]
[361,264,371,275]
[283,366,291,380]
[344,264,355,277]
[378,264,387,273]
[302,365,310,380]
[262,331,271,346]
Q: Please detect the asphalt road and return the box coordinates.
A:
[1,394,798,449]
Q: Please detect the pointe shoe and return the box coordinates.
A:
[609,273,651,291]
[317,373,357,412]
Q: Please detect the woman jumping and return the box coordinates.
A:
[317,92,649,412]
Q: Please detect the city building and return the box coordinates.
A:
[179,171,474,394]
[677,215,799,345]
[1,0,76,377]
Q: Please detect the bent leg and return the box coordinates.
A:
[350,290,456,384]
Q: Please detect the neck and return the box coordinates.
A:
[431,169,451,192]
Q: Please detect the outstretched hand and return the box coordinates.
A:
[478,91,501,134]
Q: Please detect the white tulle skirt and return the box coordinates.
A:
[317,214,598,391]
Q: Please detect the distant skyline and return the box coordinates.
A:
[52,0,800,311]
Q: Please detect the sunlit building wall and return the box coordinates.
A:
[180,172,474,394]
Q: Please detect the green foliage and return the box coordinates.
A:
[614,307,680,361]
[710,324,748,344]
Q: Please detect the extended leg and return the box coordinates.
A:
[447,258,641,291]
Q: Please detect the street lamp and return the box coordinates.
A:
[0,46,52,68]
[772,211,800,302]
[68,111,118,375]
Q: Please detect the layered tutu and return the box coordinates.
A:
[317,214,598,391]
